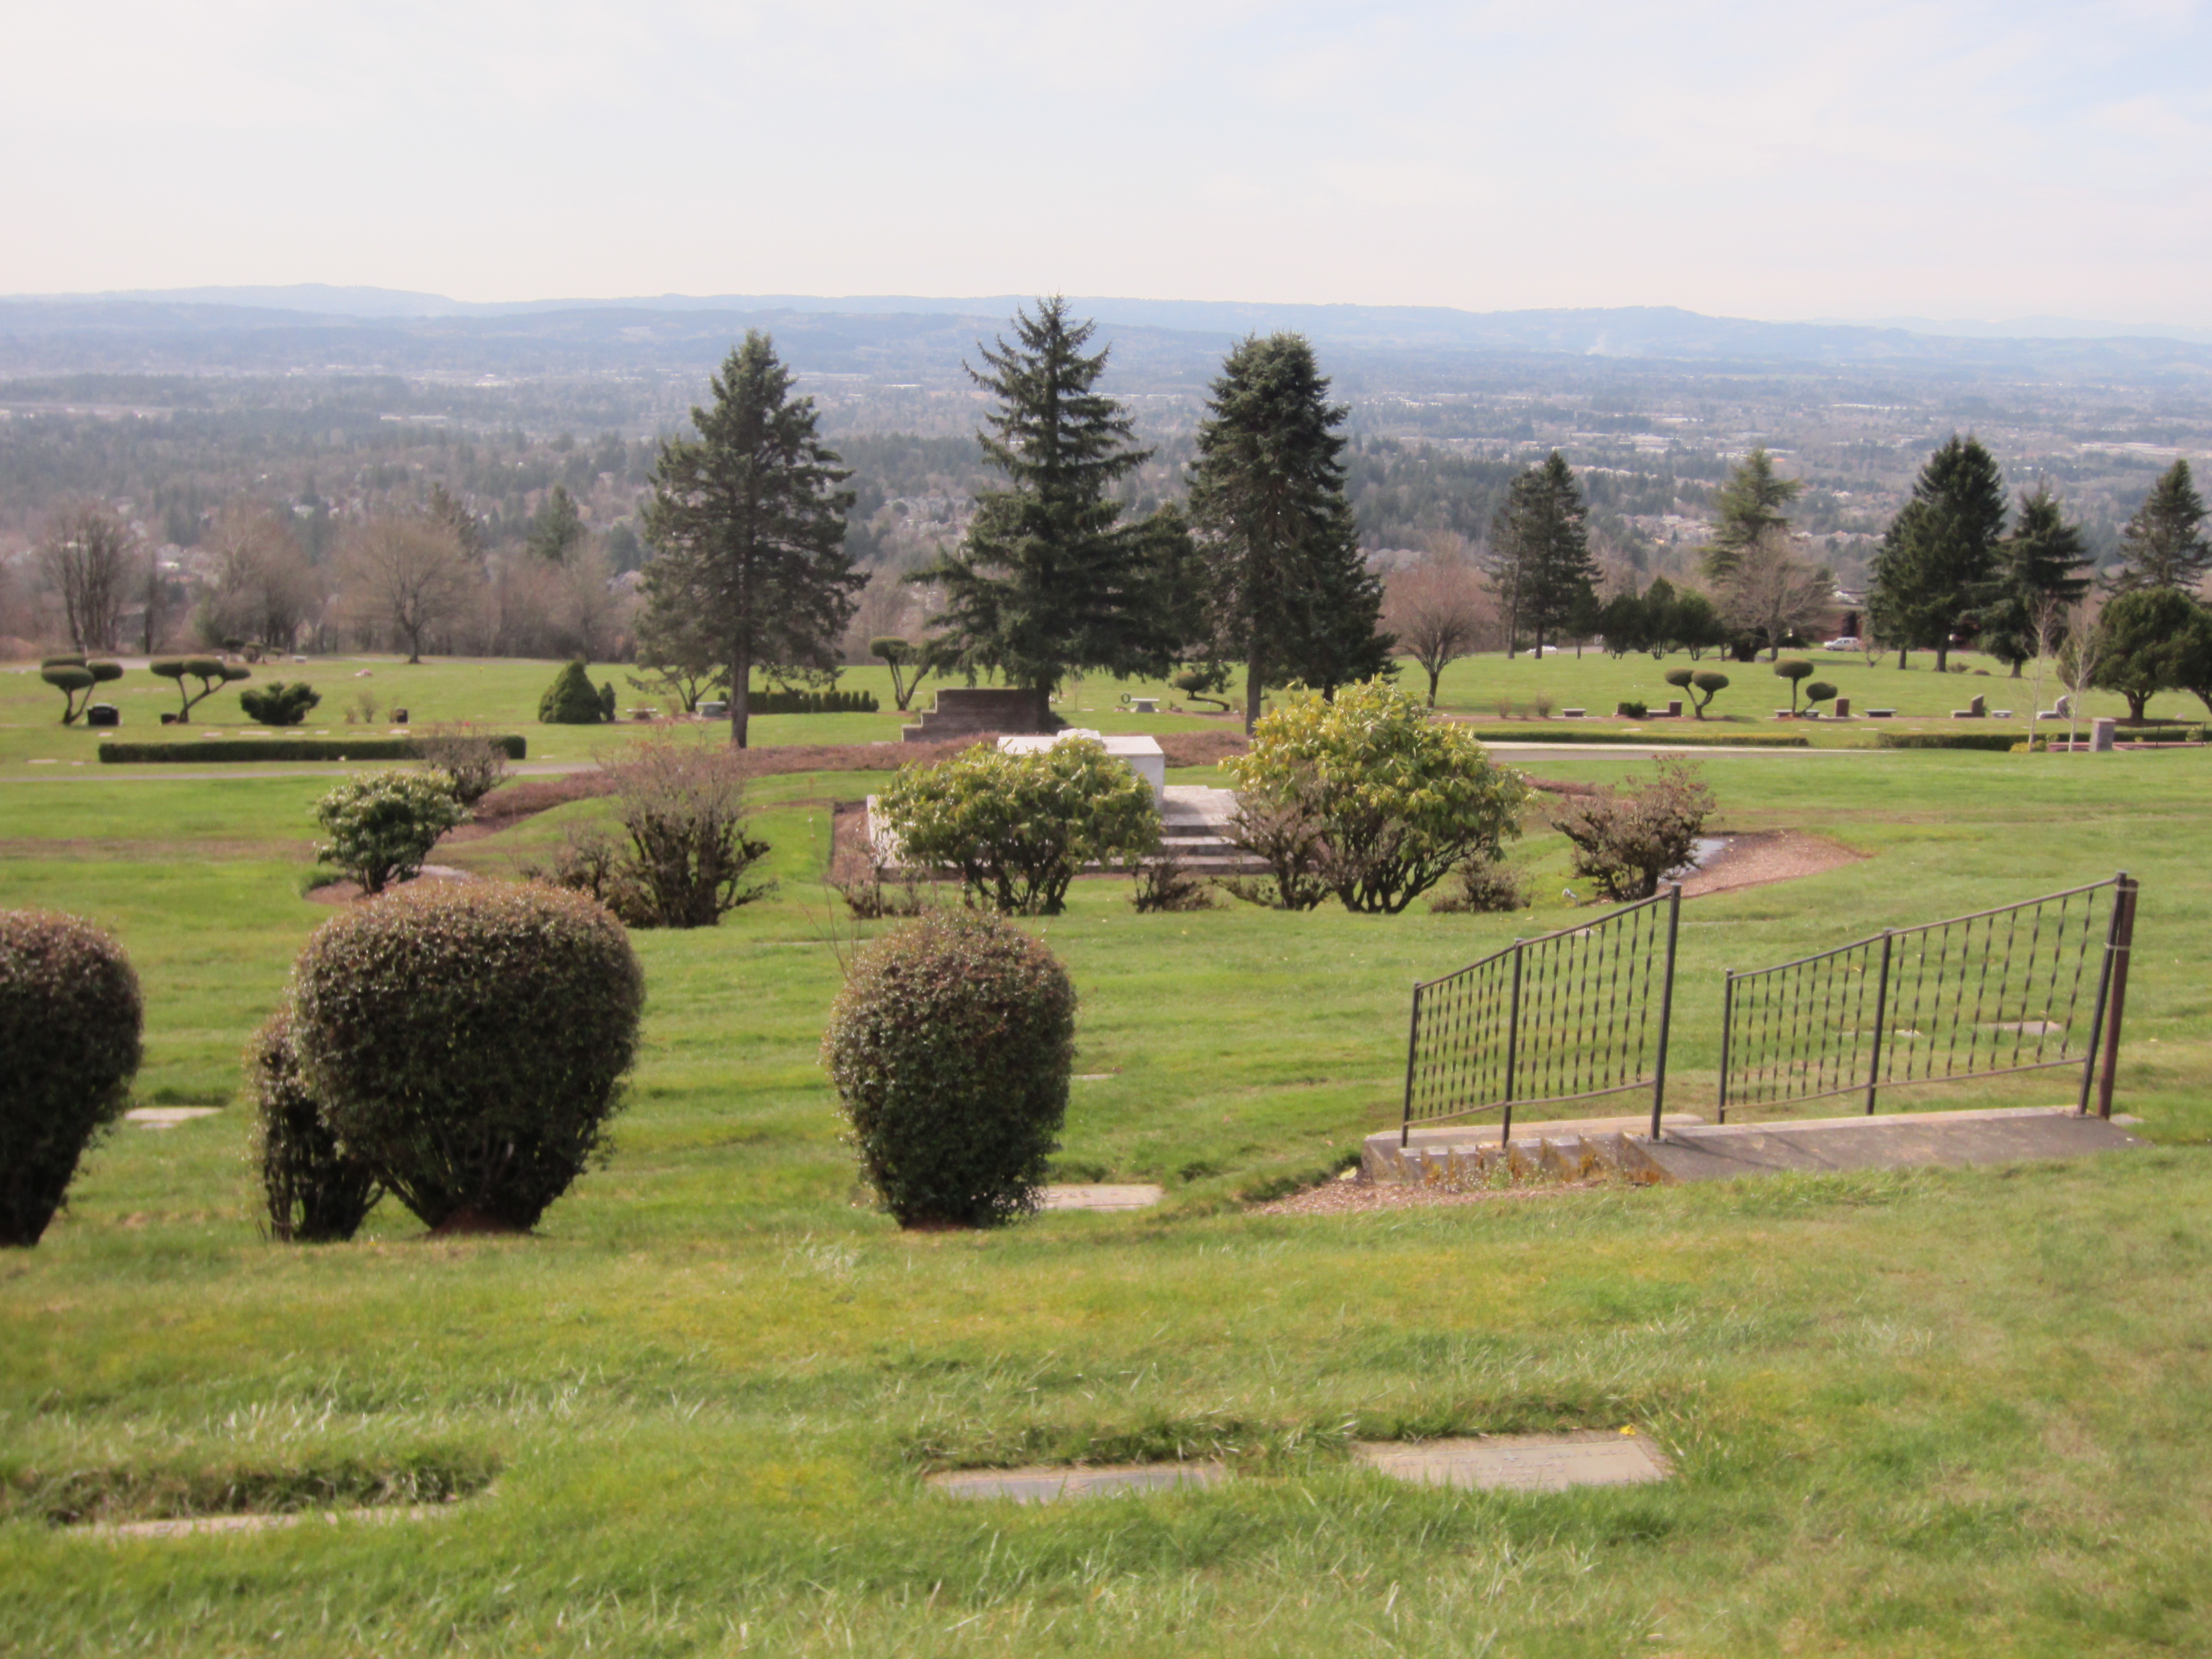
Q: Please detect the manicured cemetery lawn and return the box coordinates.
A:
[5,739,2212,1654]
[6,646,2202,776]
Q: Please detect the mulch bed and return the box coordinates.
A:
[1676,830,1863,898]
[1253,1175,1604,1216]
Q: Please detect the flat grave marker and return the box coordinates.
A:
[1354,1432,1671,1493]
[928,1463,1223,1503]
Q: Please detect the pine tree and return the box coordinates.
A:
[919,298,1172,729]
[1188,333,1389,729]
[1974,483,2091,675]
[1704,447,1801,582]
[528,486,587,564]
[2112,460,2211,592]
[1867,435,2007,670]
[639,332,860,748]
[1490,452,1598,657]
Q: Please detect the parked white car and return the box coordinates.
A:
[1822,636,1863,651]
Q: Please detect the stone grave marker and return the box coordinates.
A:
[1354,1432,1670,1493]
[929,1463,1223,1503]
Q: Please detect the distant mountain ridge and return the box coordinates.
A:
[4,288,2211,384]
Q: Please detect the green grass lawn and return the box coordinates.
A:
[6,644,2199,775]
[5,726,2212,1653]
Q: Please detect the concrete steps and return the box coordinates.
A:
[1361,1106,2146,1188]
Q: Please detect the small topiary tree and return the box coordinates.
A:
[1773,658,1814,712]
[822,909,1076,1229]
[871,636,931,712]
[41,659,121,724]
[312,772,469,894]
[1803,680,1838,714]
[247,1009,380,1244]
[0,911,143,1246]
[238,681,322,727]
[1664,666,1729,718]
[151,656,251,719]
[1170,662,1234,712]
[538,660,608,724]
[288,883,645,1233]
[876,736,1160,915]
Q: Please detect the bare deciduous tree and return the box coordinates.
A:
[1719,529,1832,660]
[202,503,319,653]
[39,504,134,653]
[1384,554,1495,706]
[340,516,474,663]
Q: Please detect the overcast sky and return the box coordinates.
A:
[4,0,2208,325]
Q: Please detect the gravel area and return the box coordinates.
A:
[1679,830,1862,897]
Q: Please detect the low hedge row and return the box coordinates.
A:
[750,689,879,714]
[1458,726,1810,748]
[1874,731,2022,752]
[99,736,526,764]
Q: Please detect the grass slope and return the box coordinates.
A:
[3,740,2211,1654]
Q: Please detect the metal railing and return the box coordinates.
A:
[1717,874,2137,1122]
[1400,884,1681,1147]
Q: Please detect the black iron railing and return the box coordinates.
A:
[1718,874,2137,1121]
[1400,885,1681,1147]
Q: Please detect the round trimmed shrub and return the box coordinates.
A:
[822,910,1076,1228]
[312,771,470,894]
[288,883,645,1233]
[248,1009,380,1244]
[538,660,609,724]
[0,911,143,1246]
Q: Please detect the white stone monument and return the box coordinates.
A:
[998,729,1166,803]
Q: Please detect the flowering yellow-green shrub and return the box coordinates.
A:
[875,736,1159,915]
[1224,679,1528,914]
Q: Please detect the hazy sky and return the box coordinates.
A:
[4,0,2208,324]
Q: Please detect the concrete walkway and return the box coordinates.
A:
[1636,1105,2145,1182]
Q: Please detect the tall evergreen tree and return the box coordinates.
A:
[1489,452,1598,657]
[1189,333,1389,731]
[2112,459,2211,592]
[1867,435,2007,670]
[639,331,860,748]
[528,485,587,564]
[919,298,1172,729]
[1703,447,1802,582]
[1974,482,2092,675]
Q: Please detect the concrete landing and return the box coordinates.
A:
[1637,1105,2145,1183]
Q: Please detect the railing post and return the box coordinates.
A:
[1717,969,1735,1125]
[1400,982,1423,1149]
[1648,885,1682,1140]
[1865,930,1894,1115]
[1501,942,1523,1145]
[2095,875,2137,1120]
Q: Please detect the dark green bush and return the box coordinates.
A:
[99,736,525,764]
[748,688,879,714]
[822,910,1076,1228]
[289,884,645,1233]
[247,1009,379,1243]
[0,911,143,1247]
[1875,731,2032,752]
[238,681,322,726]
[538,660,610,724]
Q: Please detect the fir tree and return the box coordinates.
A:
[1189,333,1389,729]
[1974,483,2091,675]
[528,486,587,564]
[639,332,860,749]
[2112,459,2211,592]
[1703,447,1801,582]
[1868,435,2007,670]
[1489,452,1598,657]
[919,298,1172,729]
